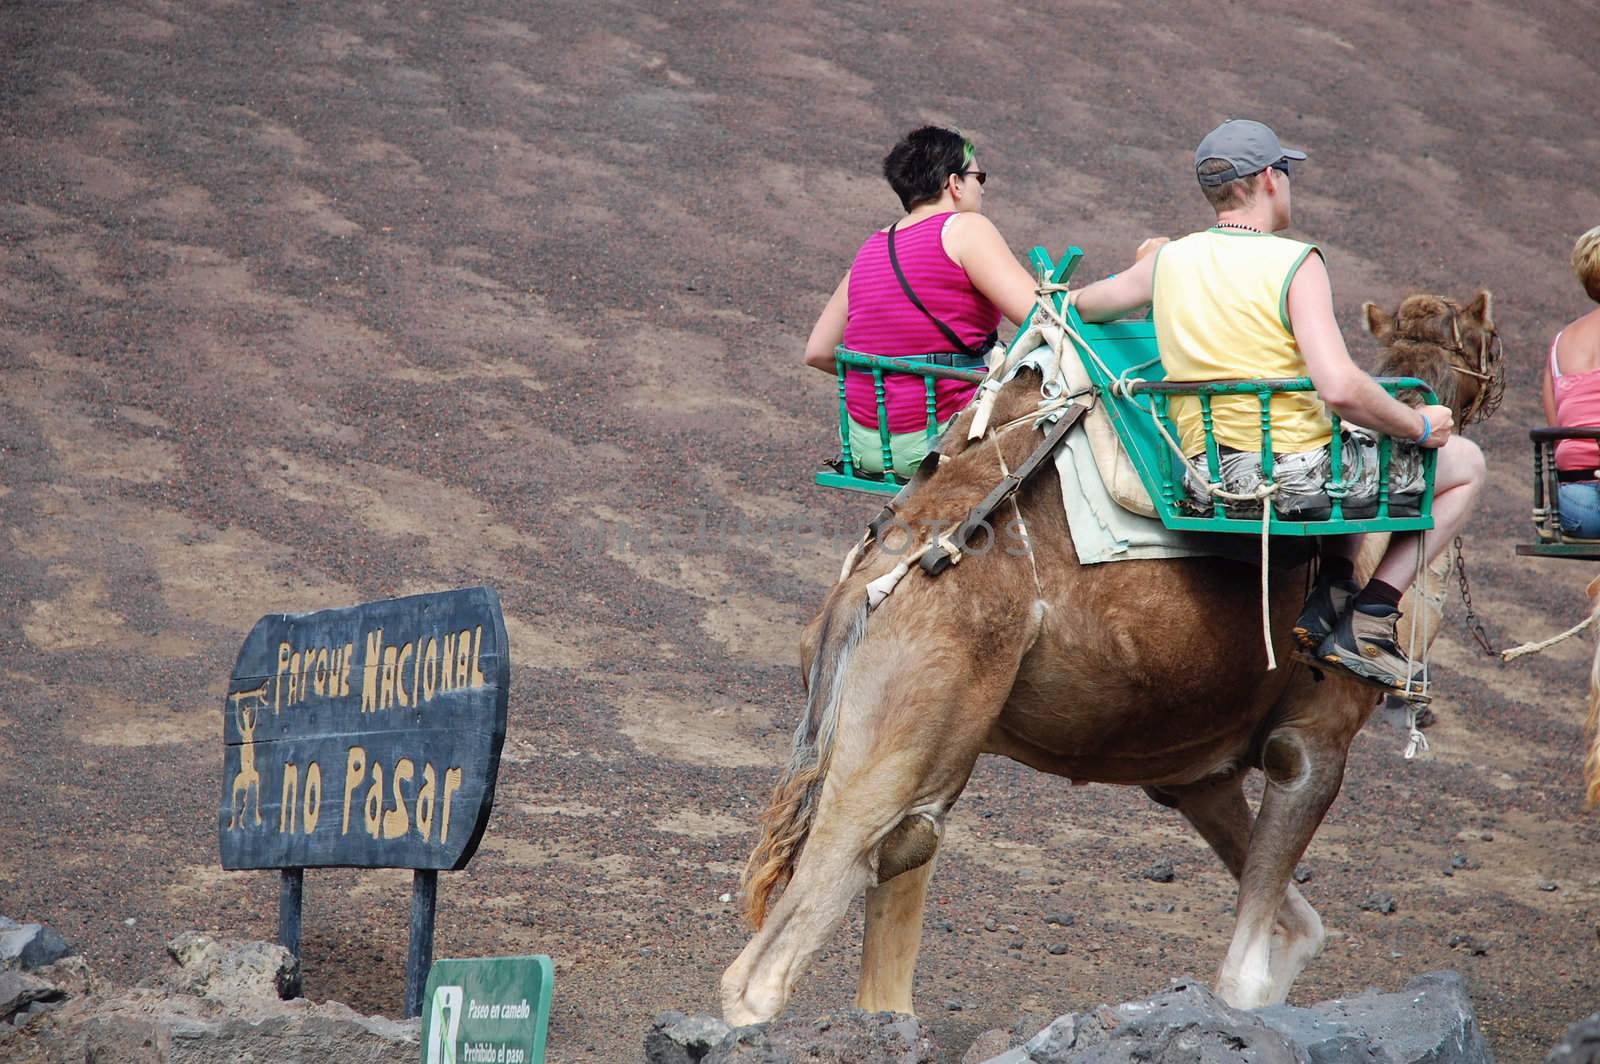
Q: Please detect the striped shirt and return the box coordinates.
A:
[841,212,999,432]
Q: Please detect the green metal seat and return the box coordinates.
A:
[1025,244,1437,537]
[815,243,1440,540]
[814,350,986,495]
[1514,426,1600,561]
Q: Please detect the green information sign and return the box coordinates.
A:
[420,955,552,1064]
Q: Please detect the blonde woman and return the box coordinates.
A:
[1542,226,1600,537]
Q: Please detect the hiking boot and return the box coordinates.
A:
[1317,604,1425,691]
[1292,575,1360,650]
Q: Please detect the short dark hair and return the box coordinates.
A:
[1197,157,1261,212]
[883,126,975,212]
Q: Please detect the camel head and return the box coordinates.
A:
[1363,290,1503,426]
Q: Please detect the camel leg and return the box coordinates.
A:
[1153,776,1325,1001]
[723,632,1017,1025]
[858,851,939,1013]
[722,809,879,1025]
[723,778,964,1025]
[1215,721,1349,1009]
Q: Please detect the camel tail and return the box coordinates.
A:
[1585,611,1600,809]
[740,595,869,929]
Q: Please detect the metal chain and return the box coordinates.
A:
[1452,535,1497,657]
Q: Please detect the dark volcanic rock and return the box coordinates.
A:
[1546,1012,1600,1062]
[1142,860,1176,883]
[1011,980,1301,1063]
[646,1009,938,1063]
[1359,892,1397,915]
[647,1010,734,1063]
[0,920,70,974]
[0,971,65,1025]
[1256,971,1490,1064]
[972,970,1489,1063]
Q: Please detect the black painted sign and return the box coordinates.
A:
[219,587,509,871]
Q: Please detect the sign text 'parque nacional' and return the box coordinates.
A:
[219,586,509,871]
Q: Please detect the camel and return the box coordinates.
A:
[1582,577,1600,807]
[722,289,1501,1025]
[1359,291,1503,669]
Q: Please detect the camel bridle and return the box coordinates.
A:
[1447,304,1504,425]
[1394,305,1504,425]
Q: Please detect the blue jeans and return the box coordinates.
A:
[1558,482,1600,538]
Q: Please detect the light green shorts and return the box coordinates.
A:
[847,416,955,479]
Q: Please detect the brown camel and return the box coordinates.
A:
[1579,576,1600,807]
[722,290,1501,1025]
[1358,290,1503,654]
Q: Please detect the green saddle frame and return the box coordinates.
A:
[814,351,985,495]
[1515,426,1600,560]
[815,243,1439,540]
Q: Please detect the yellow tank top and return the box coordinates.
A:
[1153,229,1327,455]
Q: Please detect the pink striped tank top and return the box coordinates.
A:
[841,212,1000,432]
[1551,331,1600,470]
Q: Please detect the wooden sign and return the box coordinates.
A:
[219,586,509,872]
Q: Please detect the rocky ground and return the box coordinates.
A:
[3,0,1600,1061]
[4,922,1503,1062]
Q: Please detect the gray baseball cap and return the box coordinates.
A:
[1194,119,1307,186]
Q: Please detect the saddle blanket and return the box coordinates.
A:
[1004,340,1273,568]
[1054,419,1271,566]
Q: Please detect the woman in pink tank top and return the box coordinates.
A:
[802,127,1039,478]
[1541,225,1600,537]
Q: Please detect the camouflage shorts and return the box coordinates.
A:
[1183,429,1425,520]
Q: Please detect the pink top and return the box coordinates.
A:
[841,212,1000,432]
[1551,331,1600,470]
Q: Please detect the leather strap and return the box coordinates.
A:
[919,403,1089,576]
[902,351,988,368]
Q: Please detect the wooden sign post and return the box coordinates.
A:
[218,586,509,1016]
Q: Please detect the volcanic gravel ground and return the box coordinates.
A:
[3,1,1600,1060]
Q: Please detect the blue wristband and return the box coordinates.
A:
[1414,413,1431,445]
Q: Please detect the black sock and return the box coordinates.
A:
[1319,554,1356,585]
[1354,578,1404,614]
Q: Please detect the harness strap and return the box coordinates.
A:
[919,402,1088,576]
[866,503,899,544]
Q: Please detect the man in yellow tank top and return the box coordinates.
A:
[1070,119,1487,692]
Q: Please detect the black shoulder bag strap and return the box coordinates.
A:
[886,221,985,358]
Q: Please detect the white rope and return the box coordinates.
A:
[1251,485,1276,670]
[1400,528,1430,759]
[1403,703,1430,760]
[1404,529,1429,699]
[1502,609,1600,661]
[992,434,1044,598]
[838,536,866,584]
[984,396,1075,438]
[968,337,1035,440]
[863,334,1067,613]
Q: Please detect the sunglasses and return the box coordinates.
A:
[1269,159,1292,178]
[955,169,988,186]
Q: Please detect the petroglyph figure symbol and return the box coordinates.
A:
[228,682,269,830]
